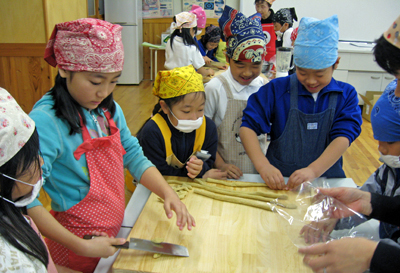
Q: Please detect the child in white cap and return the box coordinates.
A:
[0,87,59,272]
[240,15,362,190]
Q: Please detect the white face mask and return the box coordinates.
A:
[0,174,43,207]
[196,30,202,36]
[275,27,283,39]
[168,108,203,133]
[379,152,400,169]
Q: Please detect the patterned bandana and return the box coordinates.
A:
[44,18,124,73]
[190,5,206,29]
[0,88,35,167]
[171,12,197,30]
[153,65,204,99]
[204,25,221,43]
[218,6,266,62]
[272,8,297,25]
[384,15,400,49]
[294,15,339,69]
[371,80,400,142]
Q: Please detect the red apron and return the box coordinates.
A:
[262,23,276,62]
[45,110,126,273]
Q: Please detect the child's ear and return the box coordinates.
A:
[58,68,68,78]
[159,100,170,115]
[333,56,341,70]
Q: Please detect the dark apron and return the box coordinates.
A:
[266,74,345,178]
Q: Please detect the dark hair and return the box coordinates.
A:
[0,129,49,267]
[254,0,272,8]
[136,92,206,135]
[49,72,116,135]
[273,7,297,28]
[169,16,199,51]
[373,35,400,76]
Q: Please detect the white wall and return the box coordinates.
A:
[240,0,400,42]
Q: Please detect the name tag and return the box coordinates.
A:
[307,123,318,130]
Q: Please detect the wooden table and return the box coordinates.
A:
[112,176,313,273]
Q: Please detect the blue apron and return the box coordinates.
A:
[266,74,345,178]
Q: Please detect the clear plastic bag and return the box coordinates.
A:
[272,180,379,248]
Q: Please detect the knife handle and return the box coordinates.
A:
[83,234,129,249]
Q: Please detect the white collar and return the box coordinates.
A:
[225,67,264,93]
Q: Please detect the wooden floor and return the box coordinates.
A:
[114,80,381,187]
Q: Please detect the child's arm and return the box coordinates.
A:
[197,67,214,77]
[286,136,349,189]
[214,152,243,179]
[239,126,285,189]
[139,166,195,230]
[27,206,126,258]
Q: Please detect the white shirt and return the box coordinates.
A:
[204,68,266,127]
[277,27,294,48]
[164,36,205,70]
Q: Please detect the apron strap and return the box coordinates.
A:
[217,74,234,100]
[289,73,299,109]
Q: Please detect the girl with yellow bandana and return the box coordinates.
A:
[138,65,227,179]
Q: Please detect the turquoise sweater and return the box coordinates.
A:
[28,94,154,211]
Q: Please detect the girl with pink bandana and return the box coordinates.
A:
[28,18,195,273]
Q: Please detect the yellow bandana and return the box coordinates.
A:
[153,65,204,99]
[384,15,400,49]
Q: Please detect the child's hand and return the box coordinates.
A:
[258,163,285,189]
[208,69,215,77]
[203,56,212,65]
[203,169,228,180]
[163,192,196,231]
[300,218,338,244]
[220,64,228,70]
[220,163,243,179]
[186,155,203,179]
[286,167,316,189]
[79,234,126,258]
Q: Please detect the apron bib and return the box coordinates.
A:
[151,113,206,169]
[266,74,345,178]
[216,75,267,174]
[46,110,126,273]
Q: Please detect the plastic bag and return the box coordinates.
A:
[272,180,379,248]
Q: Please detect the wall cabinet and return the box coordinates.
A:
[333,42,396,104]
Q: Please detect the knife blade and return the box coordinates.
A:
[83,235,189,257]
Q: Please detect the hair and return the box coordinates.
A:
[373,35,400,76]
[0,129,49,267]
[273,7,297,28]
[254,0,272,7]
[136,92,206,136]
[49,72,116,135]
[169,16,199,51]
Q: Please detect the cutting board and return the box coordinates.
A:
[112,176,312,273]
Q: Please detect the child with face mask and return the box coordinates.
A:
[272,7,298,48]
[240,15,362,190]
[137,65,226,180]
[164,11,214,78]
[0,87,60,272]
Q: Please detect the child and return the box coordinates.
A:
[28,18,194,273]
[164,11,213,78]
[272,7,298,48]
[204,6,268,179]
[0,87,58,272]
[198,25,221,64]
[137,65,226,180]
[240,15,362,190]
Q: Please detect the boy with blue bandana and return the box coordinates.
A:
[240,15,362,190]
[204,6,268,179]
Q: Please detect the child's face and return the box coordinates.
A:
[255,2,270,19]
[12,156,43,201]
[273,22,288,32]
[206,42,219,51]
[163,92,205,126]
[378,141,400,156]
[296,64,337,94]
[228,58,262,86]
[59,70,121,110]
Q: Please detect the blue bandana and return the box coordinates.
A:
[371,80,400,142]
[294,15,339,69]
[218,6,266,62]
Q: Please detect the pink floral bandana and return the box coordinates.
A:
[44,18,124,73]
[0,88,35,167]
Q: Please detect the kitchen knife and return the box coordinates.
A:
[83,235,189,257]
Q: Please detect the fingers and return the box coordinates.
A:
[186,157,203,178]
[264,174,285,190]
